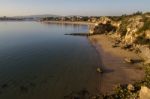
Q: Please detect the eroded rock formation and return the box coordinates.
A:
[90,14,150,64]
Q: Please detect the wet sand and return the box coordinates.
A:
[89,34,145,95]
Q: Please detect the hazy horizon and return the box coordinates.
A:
[0,0,150,17]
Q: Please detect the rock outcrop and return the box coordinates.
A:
[90,14,150,63]
[90,17,117,34]
[139,86,150,99]
[145,30,150,39]
[92,22,116,34]
[90,13,150,99]
[122,16,144,44]
[138,45,150,65]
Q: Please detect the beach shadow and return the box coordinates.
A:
[103,69,114,73]
[132,59,144,64]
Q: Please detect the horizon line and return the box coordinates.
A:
[0,11,149,18]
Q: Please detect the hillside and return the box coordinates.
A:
[90,13,150,65]
[90,12,150,98]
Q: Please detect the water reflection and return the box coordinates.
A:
[0,21,100,99]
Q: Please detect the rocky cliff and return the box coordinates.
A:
[91,13,150,64]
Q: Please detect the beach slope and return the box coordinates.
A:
[89,34,145,94]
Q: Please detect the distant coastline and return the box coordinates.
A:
[41,21,95,25]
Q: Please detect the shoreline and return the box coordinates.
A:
[41,21,95,25]
[88,34,145,95]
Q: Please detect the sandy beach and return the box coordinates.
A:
[88,34,145,95]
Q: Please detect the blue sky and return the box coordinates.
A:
[0,0,150,16]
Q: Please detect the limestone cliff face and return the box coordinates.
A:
[117,15,150,63]
[138,45,150,64]
[122,16,144,44]
[145,30,150,39]
[90,17,118,34]
[91,14,150,64]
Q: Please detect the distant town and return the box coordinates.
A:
[41,16,101,23]
[0,15,100,22]
[1,11,149,23]
[0,16,34,21]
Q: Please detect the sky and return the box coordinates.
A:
[0,0,150,17]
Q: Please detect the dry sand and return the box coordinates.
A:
[88,34,145,95]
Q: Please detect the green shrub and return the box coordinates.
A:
[132,11,143,16]
[109,16,126,22]
[118,19,129,37]
[135,35,150,45]
[138,17,150,32]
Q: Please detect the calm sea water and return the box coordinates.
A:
[0,21,100,99]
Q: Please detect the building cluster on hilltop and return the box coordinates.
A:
[41,16,101,23]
